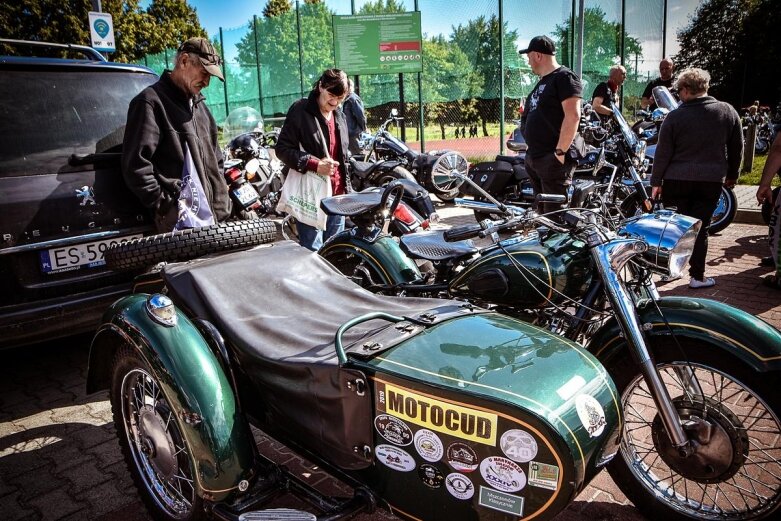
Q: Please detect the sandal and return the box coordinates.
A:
[762,274,781,290]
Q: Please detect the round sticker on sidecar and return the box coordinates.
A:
[375,414,414,446]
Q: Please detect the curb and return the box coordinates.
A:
[734,208,766,226]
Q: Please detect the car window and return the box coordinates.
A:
[0,70,157,177]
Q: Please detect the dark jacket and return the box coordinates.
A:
[343,92,367,138]
[650,96,744,186]
[122,71,230,232]
[276,90,350,190]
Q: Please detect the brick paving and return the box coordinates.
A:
[1,191,778,521]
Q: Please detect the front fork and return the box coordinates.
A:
[590,238,694,454]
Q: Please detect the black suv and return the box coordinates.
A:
[0,39,158,349]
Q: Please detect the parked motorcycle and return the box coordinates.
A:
[93,221,624,521]
[319,178,781,520]
[360,108,467,201]
[643,87,738,234]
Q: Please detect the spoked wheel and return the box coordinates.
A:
[111,347,204,521]
[709,186,737,235]
[371,166,416,188]
[427,152,467,201]
[606,339,781,520]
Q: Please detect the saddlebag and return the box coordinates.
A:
[462,160,514,196]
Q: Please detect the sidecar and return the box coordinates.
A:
[87,239,621,521]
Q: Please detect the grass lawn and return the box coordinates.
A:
[738,154,777,186]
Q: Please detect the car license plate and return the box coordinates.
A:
[233,183,259,206]
[39,234,143,274]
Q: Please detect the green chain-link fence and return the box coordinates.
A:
[141,0,672,160]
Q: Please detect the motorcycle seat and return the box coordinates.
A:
[350,160,378,179]
[320,190,383,217]
[400,230,477,261]
[494,155,529,181]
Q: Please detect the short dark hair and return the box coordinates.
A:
[314,68,348,96]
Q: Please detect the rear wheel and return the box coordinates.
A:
[605,338,781,520]
[111,347,205,521]
[320,248,390,291]
[370,166,415,188]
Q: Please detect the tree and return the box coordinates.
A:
[357,0,406,13]
[450,15,519,136]
[263,0,292,18]
[0,0,206,63]
[675,0,781,106]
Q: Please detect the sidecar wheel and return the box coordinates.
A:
[605,339,781,520]
[105,219,277,271]
[110,347,205,520]
[708,186,737,235]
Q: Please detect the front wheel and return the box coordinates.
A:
[605,338,781,520]
[110,347,205,521]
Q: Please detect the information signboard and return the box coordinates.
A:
[333,12,423,75]
[88,12,115,53]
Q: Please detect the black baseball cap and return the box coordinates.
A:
[518,36,556,56]
[178,37,225,82]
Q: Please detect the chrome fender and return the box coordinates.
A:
[589,296,781,372]
[87,294,256,501]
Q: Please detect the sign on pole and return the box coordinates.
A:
[333,13,423,76]
[88,12,115,53]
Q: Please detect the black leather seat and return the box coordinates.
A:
[320,190,383,217]
[400,230,478,261]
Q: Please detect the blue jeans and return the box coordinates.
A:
[297,214,345,251]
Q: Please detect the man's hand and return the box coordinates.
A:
[555,153,565,165]
[651,186,663,200]
[724,178,736,189]
[757,184,773,205]
[316,158,339,176]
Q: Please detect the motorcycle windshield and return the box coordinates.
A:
[611,104,639,149]
[222,107,264,143]
[652,86,679,111]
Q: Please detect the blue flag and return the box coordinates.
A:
[175,144,216,230]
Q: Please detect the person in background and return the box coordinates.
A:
[756,132,781,290]
[641,58,675,110]
[342,79,367,155]
[519,35,582,217]
[591,64,626,119]
[276,68,351,251]
[123,37,230,233]
[650,68,743,289]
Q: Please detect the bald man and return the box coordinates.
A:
[641,58,674,110]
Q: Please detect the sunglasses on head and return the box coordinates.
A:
[191,51,222,66]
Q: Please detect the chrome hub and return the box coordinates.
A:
[138,405,179,481]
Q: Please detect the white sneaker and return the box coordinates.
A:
[689,277,715,289]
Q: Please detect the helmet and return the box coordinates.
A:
[228,133,261,162]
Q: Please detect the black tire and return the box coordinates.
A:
[110,346,205,521]
[761,186,781,225]
[618,191,646,220]
[105,219,277,271]
[370,166,416,188]
[708,186,737,235]
[605,338,781,520]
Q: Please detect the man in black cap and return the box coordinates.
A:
[518,35,582,217]
[123,37,233,232]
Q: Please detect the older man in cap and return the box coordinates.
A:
[518,35,582,217]
[123,37,233,232]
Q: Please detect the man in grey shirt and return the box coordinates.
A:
[651,68,743,288]
[343,79,367,155]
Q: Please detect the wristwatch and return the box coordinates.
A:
[554,148,566,156]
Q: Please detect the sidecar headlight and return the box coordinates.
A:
[618,210,701,277]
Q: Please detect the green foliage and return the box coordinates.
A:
[676,0,781,106]
[0,0,205,63]
[357,0,407,14]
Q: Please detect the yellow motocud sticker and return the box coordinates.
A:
[379,382,497,446]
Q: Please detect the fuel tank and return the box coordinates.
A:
[448,232,593,309]
[358,312,621,521]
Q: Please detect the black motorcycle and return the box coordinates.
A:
[359,108,467,201]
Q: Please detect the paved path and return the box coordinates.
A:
[1,193,779,521]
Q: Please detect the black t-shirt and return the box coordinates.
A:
[521,66,582,158]
[591,81,617,107]
[642,77,675,109]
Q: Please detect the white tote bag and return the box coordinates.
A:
[276,168,331,230]
[276,117,334,230]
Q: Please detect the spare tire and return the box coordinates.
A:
[105,219,277,271]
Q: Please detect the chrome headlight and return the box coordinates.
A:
[618,210,701,277]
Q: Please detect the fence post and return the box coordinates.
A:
[415,0,424,153]
[219,28,229,118]
[295,0,305,98]
[743,119,757,173]
[253,15,264,118]
[499,0,505,155]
